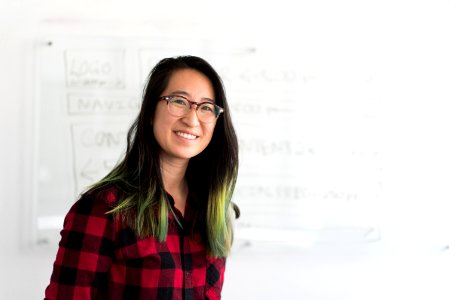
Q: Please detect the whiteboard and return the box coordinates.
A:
[34,36,382,249]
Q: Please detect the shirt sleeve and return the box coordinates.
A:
[44,194,116,299]
[205,256,226,300]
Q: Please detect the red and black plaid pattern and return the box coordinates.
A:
[45,188,226,299]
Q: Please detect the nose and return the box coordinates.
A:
[181,106,201,127]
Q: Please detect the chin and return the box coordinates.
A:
[167,145,207,160]
[173,151,201,160]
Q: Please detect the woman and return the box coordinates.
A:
[45,55,240,299]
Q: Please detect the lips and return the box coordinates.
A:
[175,131,198,140]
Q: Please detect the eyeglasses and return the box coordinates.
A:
[159,95,224,123]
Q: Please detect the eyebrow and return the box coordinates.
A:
[169,90,215,103]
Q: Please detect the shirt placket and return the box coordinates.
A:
[182,236,193,296]
[171,204,194,300]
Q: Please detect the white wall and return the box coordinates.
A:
[2,1,449,299]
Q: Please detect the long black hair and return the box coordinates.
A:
[87,56,239,257]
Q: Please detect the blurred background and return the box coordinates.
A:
[1,0,449,299]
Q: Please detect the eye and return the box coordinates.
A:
[199,103,215,113]
[171,97,188,107]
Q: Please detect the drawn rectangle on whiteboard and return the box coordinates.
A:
[64,49,126,89]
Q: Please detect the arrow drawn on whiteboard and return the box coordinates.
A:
[80,159,98,181]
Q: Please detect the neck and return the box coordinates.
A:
[160,158,188,190]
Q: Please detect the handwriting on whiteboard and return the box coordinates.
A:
[64,49,126,88]
[71,123,128,191]
[67,93,140,115]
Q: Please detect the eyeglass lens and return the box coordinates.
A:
[167,97,219,122]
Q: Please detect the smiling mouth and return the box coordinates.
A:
[175,131,198,140]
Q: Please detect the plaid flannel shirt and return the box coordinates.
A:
[45,188,226,299]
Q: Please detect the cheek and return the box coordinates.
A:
[152,107,170,141]
[203,124,216,142]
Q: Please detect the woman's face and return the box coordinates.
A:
[153,68,217,163]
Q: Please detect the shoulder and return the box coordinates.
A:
[59,186,123,245]
[68,185,122,218]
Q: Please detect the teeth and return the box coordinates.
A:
[176,131,197,140]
